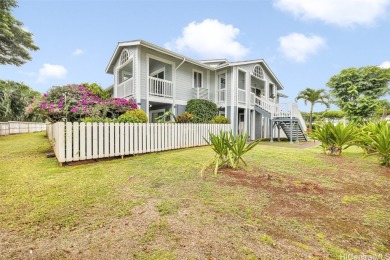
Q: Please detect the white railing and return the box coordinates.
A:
[218,89,225,102]
[117,78,134,99]
[273,103,292,118]
[0,121,47,136]
[192,87,208,99]
[149,77,173,98]
[253,95,274,113]
[238,89,246,103]
[291,103,307,130]
[47,122,232,164]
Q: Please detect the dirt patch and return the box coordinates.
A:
[218,168,326,194]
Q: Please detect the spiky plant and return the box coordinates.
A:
[357,121,390,166]
[310,122,357,156]
[206,130,261,174]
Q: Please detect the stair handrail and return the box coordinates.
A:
[291,103,307,132]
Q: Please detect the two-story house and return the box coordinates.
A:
[106,40,307,142]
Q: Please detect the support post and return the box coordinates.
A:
[296,122,299,143]
[270,119,273,142]
[290,119,293,144]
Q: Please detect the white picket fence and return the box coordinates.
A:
[0,121,47,136]
[47,122,231,164]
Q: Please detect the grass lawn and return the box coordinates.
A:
[0,132,389,259]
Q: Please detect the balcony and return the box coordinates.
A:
[117,78,134,99]
[149,77,173,98]
[192,87,208,99]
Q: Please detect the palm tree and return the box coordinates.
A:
[295,88,330,131]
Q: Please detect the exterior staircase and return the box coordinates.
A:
[251,94,308,142]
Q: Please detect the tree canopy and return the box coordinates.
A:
[0,80,41,121]
[0,0,39,66]
[295,88,330,131]
[327,66,390,122]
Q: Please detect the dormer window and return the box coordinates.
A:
[252,65,264,79]
[120,49,129,65]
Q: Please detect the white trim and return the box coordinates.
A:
[231,67,235,134]
[192,69,204,88]
[136,46,141,103]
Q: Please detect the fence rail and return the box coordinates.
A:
[47,122,231,164]
[0,121,47,136]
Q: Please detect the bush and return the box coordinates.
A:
[33,84,137,122]
[124,109,148,123]
[211,115,230,124]
[310,122,357,156]
[185,99,218,123]
[175,112,193,123]
[115,109,148,123]
[206,130,261,174]
[357,121,390,166]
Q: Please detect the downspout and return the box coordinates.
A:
[176,58,186,70]
[173,58,186,116]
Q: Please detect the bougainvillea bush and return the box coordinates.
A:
[31,84,137,122]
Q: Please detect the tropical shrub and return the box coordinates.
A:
[206,130,261,174]
[211,115,230,124]
[1,80,42,121]
[310,122,357,156]
[185,99,218,123]
[115,109,148,123]
[357,121,390,166]
[124,109,147,123]
[175,112,193,123]
[33,84,137,122]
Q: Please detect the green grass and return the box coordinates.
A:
[0,132,389,259]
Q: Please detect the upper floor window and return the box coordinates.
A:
[120,49,129,65]
[193,70,203,88]
[252,65,264,79]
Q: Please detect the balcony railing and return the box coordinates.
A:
[192,87,208,99]
[218,89,225,103]
[149,77,173,98]
[117,78,134,99]
[238,89,246,103]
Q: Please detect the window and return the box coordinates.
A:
[193,71,203,88]
[269,83,275,98]
[122,72,132,81]
[120,49,129,65]
[252,65,264,79]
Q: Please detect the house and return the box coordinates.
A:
[105,40,307,142]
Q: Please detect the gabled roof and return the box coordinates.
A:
[105,40,284,89]
[106,40,213,74]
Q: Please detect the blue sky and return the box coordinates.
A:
[1,0,390,112]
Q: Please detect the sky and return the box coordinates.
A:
[1,0,390,112]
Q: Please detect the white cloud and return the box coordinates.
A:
[72,48,84,56]
[279,33,326,62]
[37,64,67,83]
[274,0,389,27]
[379,61,390,68]
[165,19,249,60]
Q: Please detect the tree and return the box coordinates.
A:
[327,66,390,123]
[295,88,330,131]
[321,110,346,123]
[0,80,40,121]
[0,0,39,66]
